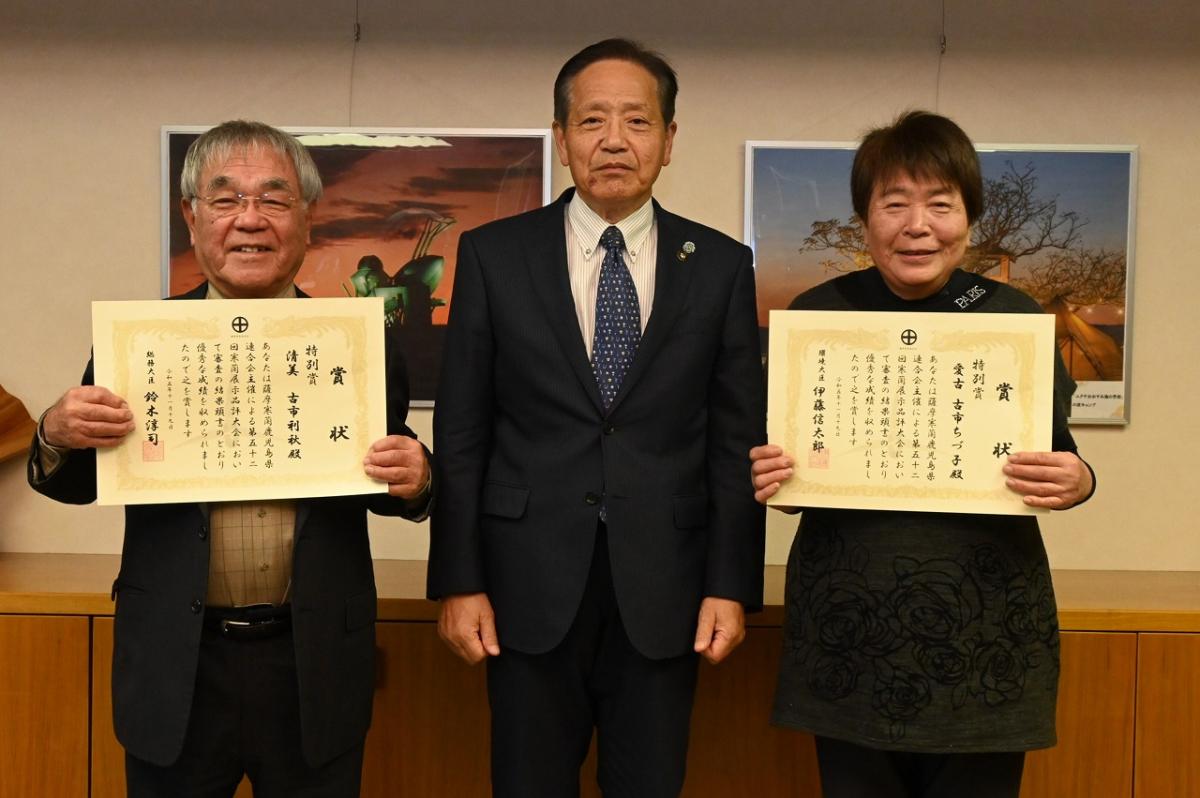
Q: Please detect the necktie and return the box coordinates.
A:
[591,226,641,411]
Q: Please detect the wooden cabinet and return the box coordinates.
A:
[362,622,491,795]
[1,555,1197,797]
[1135,634,1200,798]
[1022,632,1136,798]
[361,624,821,798]
[0,615,89,798]
[360,625,1142,798]
[79,618,1197,798]
[681,627,821,798]
[90,617,123,798]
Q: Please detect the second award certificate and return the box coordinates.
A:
[767,310,1055,516]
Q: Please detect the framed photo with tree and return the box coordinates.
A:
[163,126,552,405]
[745,141,1137,424]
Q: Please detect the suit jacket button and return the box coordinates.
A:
[190,599,203,614]
[603,424,615,435]
[584,492,600,505]
[198,524,208,540]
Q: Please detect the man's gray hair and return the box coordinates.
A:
[180,120,323,204]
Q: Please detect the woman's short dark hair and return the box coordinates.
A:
[553,38,678,126]
[851,111,982,224]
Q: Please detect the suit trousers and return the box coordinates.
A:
[815,736,1026,798]
[486,525,701,798]
[124,623,364,798]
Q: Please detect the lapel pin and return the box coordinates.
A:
[677,241,696,261]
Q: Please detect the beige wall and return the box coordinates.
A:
[2,0,1197,570]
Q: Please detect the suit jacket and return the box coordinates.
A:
[28,282,428,767]
[428,189,765,660]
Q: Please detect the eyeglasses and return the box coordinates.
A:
[196,191,302,218]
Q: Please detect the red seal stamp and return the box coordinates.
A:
[142,441,164,462]
[808,448,830,470]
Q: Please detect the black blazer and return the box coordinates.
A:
[428,190,766,660]
[28,282,428,767]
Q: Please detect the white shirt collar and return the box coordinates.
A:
[566,194,654,259]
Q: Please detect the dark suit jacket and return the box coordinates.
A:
[428,190,765,660]
[28,282,428,767]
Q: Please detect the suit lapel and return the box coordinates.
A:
[527,190,605,414]
[173,282,210,301]
[607,202,694,413]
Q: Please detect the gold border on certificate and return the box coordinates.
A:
[767,310,1055,516]
[92,298,387,505]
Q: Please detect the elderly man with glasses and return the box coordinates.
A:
[29,120,432,798]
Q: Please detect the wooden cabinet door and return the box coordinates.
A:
[1135,633,1200,798]
[80,623,1153,798]
[0,615,89,798]
[90,617,123,798]
[1021,631,1136,798]
[586,627,821,797]
[681,626,821,797]
[364,624,820,797]
[362,621,492,796]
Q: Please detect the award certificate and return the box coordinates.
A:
[92,297,387,505]
[767,310,1055,515]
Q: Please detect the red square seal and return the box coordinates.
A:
[808,448,830,470]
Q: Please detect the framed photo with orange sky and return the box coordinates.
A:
[745,141,1137,424]
[162,126,552,404]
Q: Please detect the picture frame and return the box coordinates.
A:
[745,141,1137,424]
[163,126,553,405]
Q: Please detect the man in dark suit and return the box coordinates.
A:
[29,120,431,798]
[429,39,766,797]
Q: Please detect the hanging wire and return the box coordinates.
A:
[348,0,361,125]
[934,0,947,111]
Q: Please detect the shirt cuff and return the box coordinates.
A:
[1075,456,1097,507]
[402,470,434,521]
[33,410,70,480]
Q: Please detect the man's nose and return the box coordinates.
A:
[233,200,269,228]
[600,118,627,150]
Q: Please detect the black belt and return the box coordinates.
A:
[203,603,292,641]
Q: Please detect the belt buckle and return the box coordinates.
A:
[217,603,284,640]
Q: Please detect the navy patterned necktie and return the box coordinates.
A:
[591,225,641,411]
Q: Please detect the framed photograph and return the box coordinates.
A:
[163,126,553,404]
[745,141,1137,424]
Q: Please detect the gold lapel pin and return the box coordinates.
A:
[677,241,696,261]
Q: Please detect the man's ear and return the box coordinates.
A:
[181,198,198,246]
[552,121,570,167]
[661,120,678,167]
[304,201,316,244]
